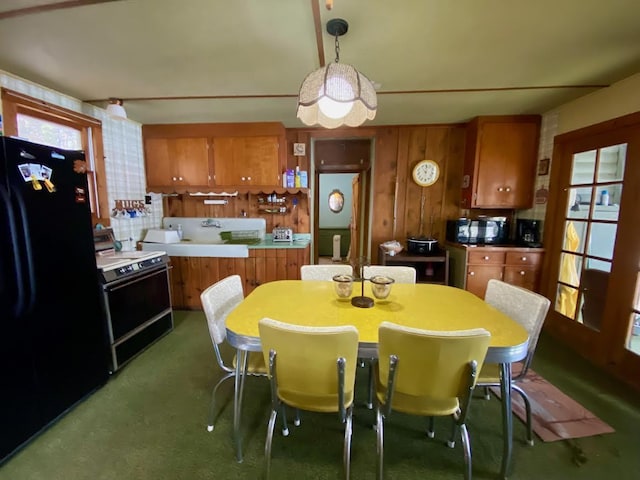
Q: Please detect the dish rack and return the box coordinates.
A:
[220,230,261,243]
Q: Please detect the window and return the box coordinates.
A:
[1,88,107,223]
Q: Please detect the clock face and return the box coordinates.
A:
[412,160,440,187]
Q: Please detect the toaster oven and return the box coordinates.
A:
[446,218,508,244]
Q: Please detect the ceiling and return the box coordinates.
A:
[1,0,639,127]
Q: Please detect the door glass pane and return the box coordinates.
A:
[577,266,610,331]
[586,222,617,260]
[597,144,626,183]
[571,149,596,185]
[566,220,587,254]
[627,273,640,355]
[556,283,579,319]
[593,185,621,221]
[567,187,593,219]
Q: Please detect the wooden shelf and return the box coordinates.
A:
[379,246,449,285]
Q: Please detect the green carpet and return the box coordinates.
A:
[1,310,639,479]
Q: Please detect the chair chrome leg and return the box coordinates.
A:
[343,408,353,480]
[265,409,278,480]
[280,404,290,436]
[483,385,491,400]
[294,408,301,426]
[513,384,534,446]
[376,409,384,480]
[366,360,374,409]
[427,416,435,438]
[207,372,234,432]
[460,423,472,480]
[447,417,457,448]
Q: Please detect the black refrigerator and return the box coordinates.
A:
[0,136,109,463]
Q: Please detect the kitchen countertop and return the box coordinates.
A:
[445,241,544,250]
[141,233,311,258]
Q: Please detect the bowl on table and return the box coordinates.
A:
[332,274,354,299]
[370,275,395,300]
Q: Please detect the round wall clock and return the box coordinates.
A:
[412,159,440,187]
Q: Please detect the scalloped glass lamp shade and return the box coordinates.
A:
[106,98,127,119]
[297,62,377,129]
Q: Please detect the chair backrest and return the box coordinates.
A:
[258,317,359,411]
[377,322,490,399]
[300,264,353,281]
[484,279,551,364]
[200,274,244,346]
[363,265,416,284]
[580,268,609,330]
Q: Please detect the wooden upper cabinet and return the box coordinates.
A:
[212,136,281,186]
[314,139,371,172]
[462,115,541,208]
[144,137,211,189]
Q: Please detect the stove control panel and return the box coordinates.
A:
[100,255,169,284]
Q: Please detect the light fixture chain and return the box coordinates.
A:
[334,34,340,63]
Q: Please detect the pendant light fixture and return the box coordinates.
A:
[106,98,127,119]
[296,18,377,129]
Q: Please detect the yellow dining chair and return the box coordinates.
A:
[361,265,417,409]
[200,275,267,432]
[376,322,491,480]
[477,279,551,445]
[300,264,353,280]
[363,265,417,284]
[258,317,359,480]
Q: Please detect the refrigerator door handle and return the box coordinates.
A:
[0,186,27,317]
[12,188,37,315]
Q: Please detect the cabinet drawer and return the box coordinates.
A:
[505,251,543,267]
[468,251,506,265]
[503,266,540,290]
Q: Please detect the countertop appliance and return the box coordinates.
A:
[446,218,509,244]
[516,219,542,247]
[272,227,293,242]
[94,228,173,372]
[0,136,109,463]
[406,236,438,254]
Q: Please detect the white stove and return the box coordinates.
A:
[93,228,168,283]
[96,250,169,283]
[93,228,173,373]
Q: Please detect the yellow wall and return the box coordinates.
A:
[554,72,640,134]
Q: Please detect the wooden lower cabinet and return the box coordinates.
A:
[169,246,310,309]
[447,244,544,299]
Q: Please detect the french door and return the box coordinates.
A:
[542,112,640,390]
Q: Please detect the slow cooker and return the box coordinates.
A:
[407,236,438,254]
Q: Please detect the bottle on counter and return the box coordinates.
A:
[601,190,609,206]
[177,224,183,240]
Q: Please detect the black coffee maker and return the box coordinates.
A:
[516,219,542,247]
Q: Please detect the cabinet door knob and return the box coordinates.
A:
[483,256,489,260]
[498,187,504,192]
[172,176,177,181]
[520,270,526,275]
[241,176,246,181]
[178,176,183,181]
[521,256,527,261]
[505,187,511,192]
[247,176,252,181]
[469,271,475,276]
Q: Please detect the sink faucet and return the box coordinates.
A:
[202,218,222,228]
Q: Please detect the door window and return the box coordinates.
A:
[554,143,625,331]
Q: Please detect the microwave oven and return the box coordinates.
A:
[446,218,509,244]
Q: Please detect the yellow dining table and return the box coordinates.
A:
[226,280,529,478]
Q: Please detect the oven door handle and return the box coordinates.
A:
[104,266,168,292]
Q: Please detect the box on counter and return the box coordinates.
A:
[299,171,308,188]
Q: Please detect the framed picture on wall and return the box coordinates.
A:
[538,158,550,176]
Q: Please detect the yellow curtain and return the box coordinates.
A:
[557,221,580,318]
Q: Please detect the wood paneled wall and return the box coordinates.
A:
[286,124,467,263]
[159,123,467,265]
